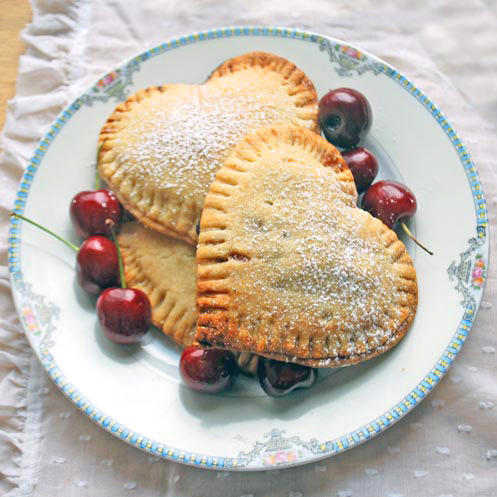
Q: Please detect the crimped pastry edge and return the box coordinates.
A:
[98,85,199,244]
[207,51,319,132]
[118,222,197,347]
[217,305,417,369]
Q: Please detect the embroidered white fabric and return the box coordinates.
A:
[1,1,496,496]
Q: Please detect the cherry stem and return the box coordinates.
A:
[11,213,79,252]
[107,219,126,288]
[400,222,433,256]
[94,140,106,190]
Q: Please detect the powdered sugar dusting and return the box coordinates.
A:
[113,71,307,214]
[226,149,412,361]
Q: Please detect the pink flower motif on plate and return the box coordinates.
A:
[472,254,486,290]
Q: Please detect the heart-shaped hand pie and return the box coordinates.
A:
[99,52,318,244]
[118,222,197,347]
[195,124,418,367]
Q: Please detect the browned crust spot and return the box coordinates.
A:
[198,306,416,368]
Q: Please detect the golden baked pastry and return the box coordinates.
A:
[195,125,418,367]
[99,52,318,244]
[118,222,197,347]
[117,221,260,374]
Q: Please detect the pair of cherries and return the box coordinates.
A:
[180,347,316,397]
[319,88,433,255]
[14,188,151,344]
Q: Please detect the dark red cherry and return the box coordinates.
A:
[180,347,239,393]
[362,180,433,255]
[342,147,378,193]
[10,213,120,294]
[96,287,152,344]
[76,235,120,295]
[70,190,121,238]
[319,88,372,148]
[257,358,317,397]
[361,180,416,228]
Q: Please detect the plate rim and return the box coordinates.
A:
[8,25,490,471]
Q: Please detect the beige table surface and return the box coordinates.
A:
[0,0,31,133]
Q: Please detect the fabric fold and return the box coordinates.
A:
[0,1,90,495]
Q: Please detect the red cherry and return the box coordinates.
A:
[10,213,120,294]
[361,180,416,228]
[179,347,239,393]
[362,180,433,255]
[76,235,120,295]
[96,288,152,344]
[257,358,317,397]
[70,190,122,238]
[319,88,372,148]
[341,147,378,193]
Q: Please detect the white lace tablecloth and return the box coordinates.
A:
[1,1,496,496]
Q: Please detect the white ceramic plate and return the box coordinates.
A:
[9,27,489,471]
